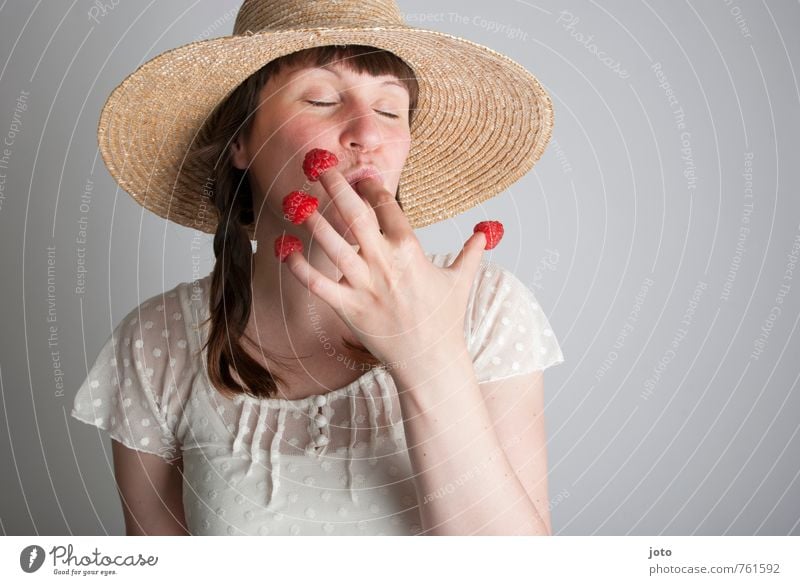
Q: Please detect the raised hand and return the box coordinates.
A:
[274,148,504,367]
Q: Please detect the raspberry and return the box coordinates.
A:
[302,148,339,181]
[473,220,504,250]
[282,190,318,224]
[274,234,303,262]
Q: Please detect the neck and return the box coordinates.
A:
[250,215,359,331]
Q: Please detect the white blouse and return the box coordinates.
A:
[70,252,565,535]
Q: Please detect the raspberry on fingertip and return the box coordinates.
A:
[282,190,318,224]
[302,148,338,182]
[274,234,303,262]
[473,220,504,250]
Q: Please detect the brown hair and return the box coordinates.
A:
[187,45,419,400]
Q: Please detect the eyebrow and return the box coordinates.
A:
[315,64,406,89]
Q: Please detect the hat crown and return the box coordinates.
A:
[233,0,406,34]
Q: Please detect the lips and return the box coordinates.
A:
[345,166,384,189]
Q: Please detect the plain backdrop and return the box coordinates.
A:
[0,0,799,535]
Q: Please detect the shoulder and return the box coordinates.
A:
[116,273,209,351]
[110,284,185,364]
[96,275,208,406]
[426,250,565,378]
[70,276,209,461]
[464,258,566,381]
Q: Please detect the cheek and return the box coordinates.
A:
[392,132,412,169]
[285,115,335,146]
[250,130,307,181]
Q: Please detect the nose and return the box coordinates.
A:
[339,104,383,153]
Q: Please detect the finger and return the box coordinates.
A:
[302,209,372,288]
[332,200,377,246]
[354,177,413,242]
[448,230,486,284]
[284,244,352,309]
[318,167,384,252]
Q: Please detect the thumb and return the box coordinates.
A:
[448,230,486,282]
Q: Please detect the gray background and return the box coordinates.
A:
[1,0,798,536]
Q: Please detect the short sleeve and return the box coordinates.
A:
[467,262,565,383]
[70,284,193,463]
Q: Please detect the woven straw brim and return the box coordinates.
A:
[98,26,554,240]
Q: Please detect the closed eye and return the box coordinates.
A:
[305,100,400,119]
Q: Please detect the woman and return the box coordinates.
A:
[71,0,565,536]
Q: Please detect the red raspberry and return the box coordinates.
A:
[282,190,318,224]
[473,220,504,250]
[274,234,303,262]
[302,148,339,181]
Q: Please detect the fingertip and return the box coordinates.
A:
[274,234,304,262]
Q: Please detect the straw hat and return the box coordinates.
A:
[97,0,554,239]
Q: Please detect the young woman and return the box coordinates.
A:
[71,0,565,536]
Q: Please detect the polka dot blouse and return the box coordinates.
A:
[70,252,565,535]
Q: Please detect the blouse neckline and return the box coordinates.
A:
[229,365,385,409]
[190,272,389,411]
